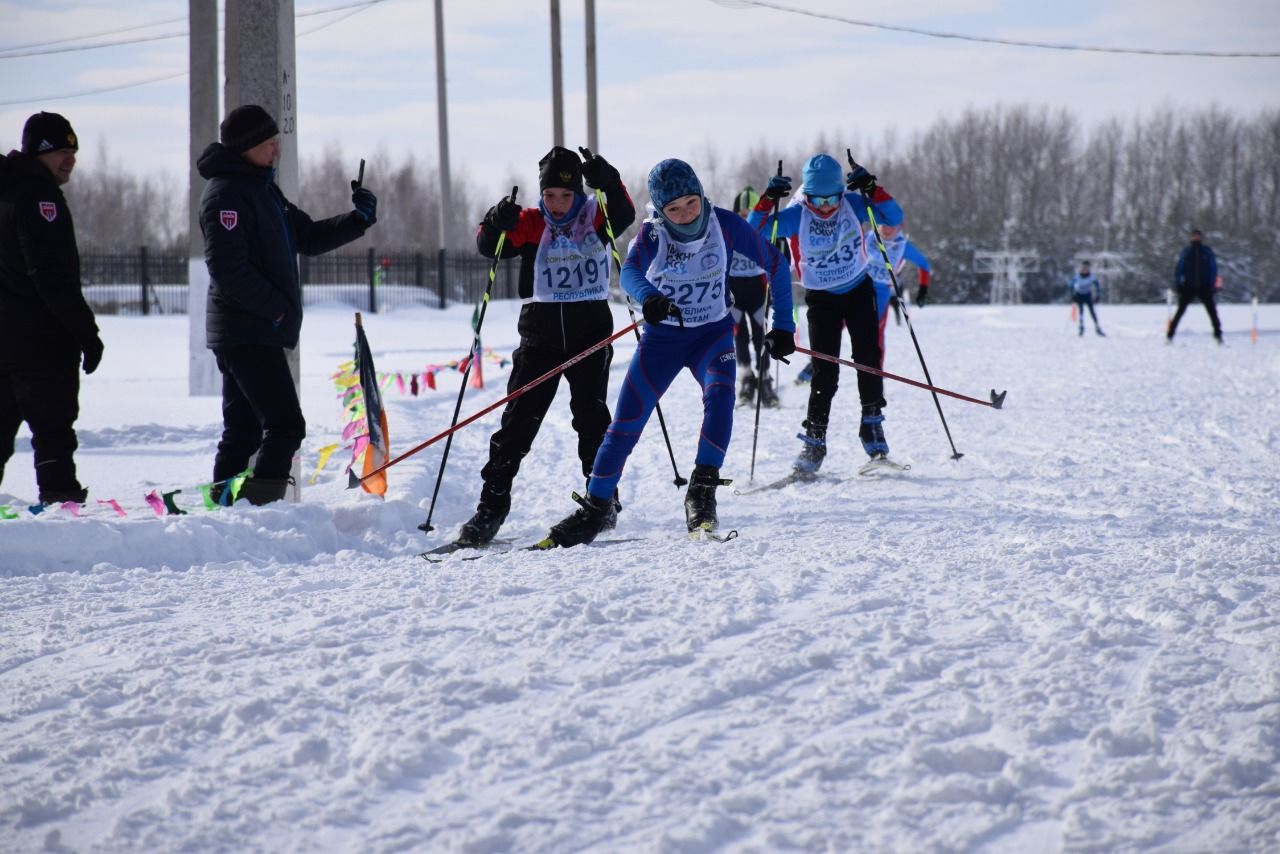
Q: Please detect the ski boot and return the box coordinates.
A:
[587,477,622,531]
[548,491,615,547]
[794,361,814,386]
[758,372,780,409]
[236,476,292,506]
[859,405,890,460]
[453,488,511,545]
[737,371,758,406]
[792,419,827,476]
[38,485,89,505]
[684,464,727,533]
[1096,327,1106,337]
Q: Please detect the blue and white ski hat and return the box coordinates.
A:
[802,153,843,198]
[647,158,703,210]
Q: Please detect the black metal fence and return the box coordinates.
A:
[80,248,521,316]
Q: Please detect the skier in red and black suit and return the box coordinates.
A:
[450,146,635,546]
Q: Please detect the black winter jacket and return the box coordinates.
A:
[0,151,98,369]
[198,143,368,350]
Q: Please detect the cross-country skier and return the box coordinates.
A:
[729,186,777,408]
[747,153,903,474]
[1167,229,1223,344]
[448,146,635,546]
[543,158,795,546]
[1069,259,1105,337]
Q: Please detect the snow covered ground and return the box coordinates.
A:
[2,300,1278,853]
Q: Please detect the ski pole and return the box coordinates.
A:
[848,149,965,460]
[351,321,642,488]
[581,146,688,488]
[417,186,517,531]
[749,159,786,481]
[795,345,1006,409]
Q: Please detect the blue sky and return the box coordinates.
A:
[2,0,1277,201]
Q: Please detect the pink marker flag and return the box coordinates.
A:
[144,490,167,517]
[60,501,81,518]
[97,499,127,517]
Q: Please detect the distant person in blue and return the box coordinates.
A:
[865,223,932,345]
[1168,228,1223,344]
[545,159,795,546]
[748,153,903,473]
[1069,260,1105,337]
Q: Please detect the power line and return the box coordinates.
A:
[0,15,187,55]
[709,0,1280,59]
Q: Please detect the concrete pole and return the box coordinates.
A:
[434,0,453,252]
[550,0,564,146]
[224,0,302,499]
[188,0,219,396]
[584,0,598,152]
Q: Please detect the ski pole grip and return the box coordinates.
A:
[579,146,594,161]
[776,159,782,177]
[846,148,855,168]
[355,159,365,189]
[509,186,518,203]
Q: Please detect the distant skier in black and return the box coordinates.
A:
[1167,229,1223,344]
[729,185,778,408]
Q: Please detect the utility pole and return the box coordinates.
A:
[584,0,598,152]
[550,0,564,145]
[188,0,219,396]
[433,0,453,310]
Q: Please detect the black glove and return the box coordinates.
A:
[350,181,378,225]
[484,197,521,233]
[915,286,928,307]
[581,153,620,190]
[642,293,673,325]
[82,335,104,375]
[764,175,792,201]
[845,164,877,194]
[764,328,795,359]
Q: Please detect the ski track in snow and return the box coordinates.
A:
[1,303,1278,853]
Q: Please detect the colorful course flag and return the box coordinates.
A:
[353,312,390,497]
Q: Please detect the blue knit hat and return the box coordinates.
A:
[802,154,843,198]
[647,158,703,210]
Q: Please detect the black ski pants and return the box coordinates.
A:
[212,345,306,482]
[1168,287,1222,338]
[0,361,82,496]
[804,276,885,427]
[729,274,769,374]
[479,339,613,502]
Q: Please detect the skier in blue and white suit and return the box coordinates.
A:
[545,159,795,546]
[748,153,902,473]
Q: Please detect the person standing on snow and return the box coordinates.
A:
[543,158,795,547]
[748,153,903,475]
[1167,228,1223,344]
[1069,259,1105,337]
[446,146,635,546]
[728,185,778,408]
[199,104,378,505]
[0,111,103,504]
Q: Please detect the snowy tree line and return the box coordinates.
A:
[65,104,1278,302]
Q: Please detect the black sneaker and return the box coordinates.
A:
[548,492,614,547]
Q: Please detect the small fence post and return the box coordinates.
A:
[139,246,150,316]
[414,251,424,296]
[367,247,377,313]
[436,247,448,309]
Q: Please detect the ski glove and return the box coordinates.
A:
[915,285,929,307]
[642,293,673,325]
[485,197,522,233]
[845,164,877,194]
[764,175,792,201]
[351,182,378,225]
[581,153,621,190]
[82,335,104,375]
[764,328,795,359]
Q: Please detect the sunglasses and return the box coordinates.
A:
[808,192,842,207]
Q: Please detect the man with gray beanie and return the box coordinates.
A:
[197,104,378,505]
[0,111,102,504]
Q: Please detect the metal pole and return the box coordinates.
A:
[550,0,564,145]
[433,0,453,259]
[584,0,598,152]
[188,0,219,395]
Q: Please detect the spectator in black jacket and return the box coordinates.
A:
[1168,228,1223,344]
[441,146,635,546]
[0,112,103,504]
[198,104,377,505]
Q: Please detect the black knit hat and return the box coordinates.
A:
[21,112,78,155]
[220,105,280,154]
[538,146,584,194]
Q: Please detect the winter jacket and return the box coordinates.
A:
[197,143,368,350]
[1175,242,1217,293]
[0,150,99,369]
[475,182,635,352]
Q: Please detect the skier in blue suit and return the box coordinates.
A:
[545,159,795,546]
[748,153,903,474]
[1069,259,1105,337]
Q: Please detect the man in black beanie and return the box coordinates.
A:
[0,111,103,504]
[197,104,379,505]
[432,144,634,548]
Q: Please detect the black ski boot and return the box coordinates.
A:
[38,485,88,504]
[684,464,727,533]
[236,476,292,506]
[454,488,510,545]
[758,372,780,408]
[859,405,889,459]
[587,478,622,531]
[737,371,758,406]
[548,491,615,547]
[792,419,827,476]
